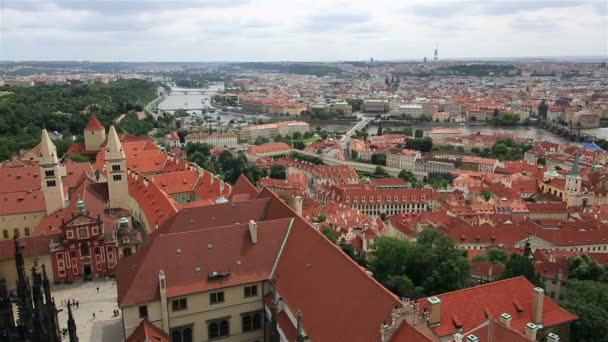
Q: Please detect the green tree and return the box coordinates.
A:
[473,249,509,265]
[373,166,390,178]
[339,241,367,267]
[320,226,338,244]
[369,236,412,283]
[481,189,493,201]
[501,254,542,286]
[316,214,327,223]
[67,154,90,162]
[371,153,387,166]
[269,164,287,179]
[350,150,359,160]
[414,129,424,138]
[398,170,421,188]
[562,280,608,342]
[254,136,269,145]
[567,254,607,282]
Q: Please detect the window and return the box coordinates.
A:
[95,247,100,255]
[138,305,148,319]
[24,227,30,236]
[47,180,56,187]
[171,325,193,342]
[81,244,90,257]
[244,285,258,298]
[2,229,8,239]
[112,164,121,171]
[45,170,55,177]
[210,291,224,305]
[13,229,19,238]
[172,298,187,311]
[78,228,88,239]
[113,174,122,181]
[242,311,262,333]
[208,318,229,340]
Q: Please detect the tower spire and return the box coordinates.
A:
[67,302,79,342]
[40,128,59,165]
[570,151,580,177]
[106,125,125,159]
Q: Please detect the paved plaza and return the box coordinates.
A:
[52,278,124,342]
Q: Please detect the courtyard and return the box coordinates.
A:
[52,278,124,341]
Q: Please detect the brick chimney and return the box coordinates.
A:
[546,332,560,342]
[294,196,303,216]
[248,220,258,244]
[499,313,512,327]
[532,287,544,324]
[427,296,441,326]
[525,323,538,341]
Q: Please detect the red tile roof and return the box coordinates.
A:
[230,174,260,200]
[0,234,60,261]
[418,277,577,338]
[116,218,291,307]
[84,115,105,131]
[0,165,41,194]
[0,189,46,215]
[126,319,169,342]
[391,321,434,341]
[247,142,293,155]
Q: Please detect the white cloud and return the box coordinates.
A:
[0,0,605,61]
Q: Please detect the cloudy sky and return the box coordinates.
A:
[0,0,606,61]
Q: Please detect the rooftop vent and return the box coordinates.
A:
[176,248,182,254]
[207,243,213,249]
[195,267,201,272]
[466,335,479,342]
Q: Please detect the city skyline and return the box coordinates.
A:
[1,0,606,62]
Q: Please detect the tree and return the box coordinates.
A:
[254,136,269,145]
[177,130,188,143]
[481,189,493,201]
[321,226,338,244]
[369,236,412,283]
[339,241,367,267]
[316,214,327,223]
[371,153,387,166]
[567,254,607,282]
[292,140,306,150]
[501,254,542,286]
[398,170,421,188]
[373,166,390,178]
[473,249,509,265]
[414,129,423,138]
[67,154,89,162]
[377,123,383,136]
[537,157,546,165]
[562,280,608,342]
[538,100,548,120]
[269,164,286,180]
[350,150,359,160]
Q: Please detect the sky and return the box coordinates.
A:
[0,0,606,62]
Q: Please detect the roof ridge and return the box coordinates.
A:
[425,276,528,299]
[159,217,293,237]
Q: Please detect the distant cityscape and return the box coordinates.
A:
[1,53,608,342]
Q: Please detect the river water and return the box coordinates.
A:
[158,88,608,144]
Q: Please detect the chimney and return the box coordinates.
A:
[525,323,538,341]
[466,335,479,342]
[499,313,512,327]
[453,333,463,342]
[532,287,544,324]
[248,220,258,244]
[158,270,169,332]
[294,196,303,216]
[546,332,560,342]
[427,296,441,326]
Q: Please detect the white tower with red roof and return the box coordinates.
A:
[84,115,106,151]
[40,129,66,214]
[105,125,129,210]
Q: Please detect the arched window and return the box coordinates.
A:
[208,319,229,339]
[13,228,19,238]
[2,229,8,239]
[81,244,90,257]
[24,227,30,236]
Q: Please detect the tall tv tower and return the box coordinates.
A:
[434,42,438,62]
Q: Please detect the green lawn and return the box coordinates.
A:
[0,91,13,97]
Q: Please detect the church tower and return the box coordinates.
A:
[565,152,582,207]
[40,129,66,214]
[105,125,129,210]
[84,115,106,151]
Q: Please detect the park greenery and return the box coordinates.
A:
[492,112,521,126]
[369,230,471,298]
[269,164,287,180]
[471,138,531,161]
[472,249,510,265]
[346,99,364,112]
[562,280,608,342]
[293,151,324,165]
[405,137,433,152]
[0,79,159,160]
[501,254,543,286]
[235,62,342,77]
[398,170,422,188]
[185,143,265,184]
